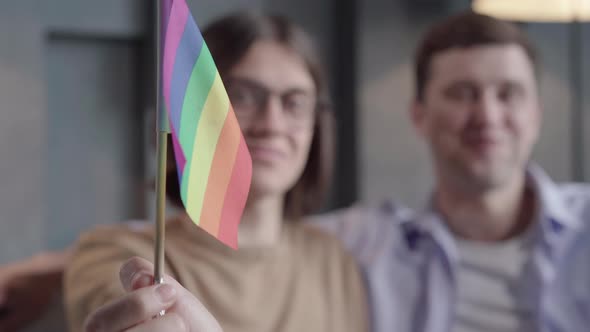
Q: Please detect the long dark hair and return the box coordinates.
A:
[167,11,334,220]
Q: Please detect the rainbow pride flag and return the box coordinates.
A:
[160,0,252,248]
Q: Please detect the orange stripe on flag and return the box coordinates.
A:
[199,107,241,236]
[218,135,252,248]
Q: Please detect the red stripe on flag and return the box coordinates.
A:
[217,135,252,249]
[198,108,241,237]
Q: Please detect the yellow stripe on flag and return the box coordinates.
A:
[184,73,230,224]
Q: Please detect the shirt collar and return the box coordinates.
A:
[410,164,582,245]
[527,163,583,232]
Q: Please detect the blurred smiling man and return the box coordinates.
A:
[319,11,590,332]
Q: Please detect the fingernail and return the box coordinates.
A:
[131,272,153,290]
[155,284,176,303]
[120,262,136,283]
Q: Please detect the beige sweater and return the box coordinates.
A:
[64,215,368,332]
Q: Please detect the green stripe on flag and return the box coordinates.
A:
[178,45,218,201]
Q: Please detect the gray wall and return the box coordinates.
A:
[584,23,590,178]
[0,3,46,263]
[357,0,589,208]
[0,0,148,264]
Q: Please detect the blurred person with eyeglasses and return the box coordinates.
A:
[64,11,368,332]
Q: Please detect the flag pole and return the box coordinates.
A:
[154,0,169,286]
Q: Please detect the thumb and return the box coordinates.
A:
[119,257,155,292]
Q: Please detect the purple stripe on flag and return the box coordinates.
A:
[171,127,187,178]
[168,16,204,133]
[160,0,173,44]
[162,0,189,131]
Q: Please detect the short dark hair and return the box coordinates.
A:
[167,11,334,220]
[414,11,539,101]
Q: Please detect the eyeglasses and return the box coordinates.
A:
[225,77,317,129]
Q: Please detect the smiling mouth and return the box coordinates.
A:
[463,137,506,157]
[248,145,286,163]
[470,137,498,146]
